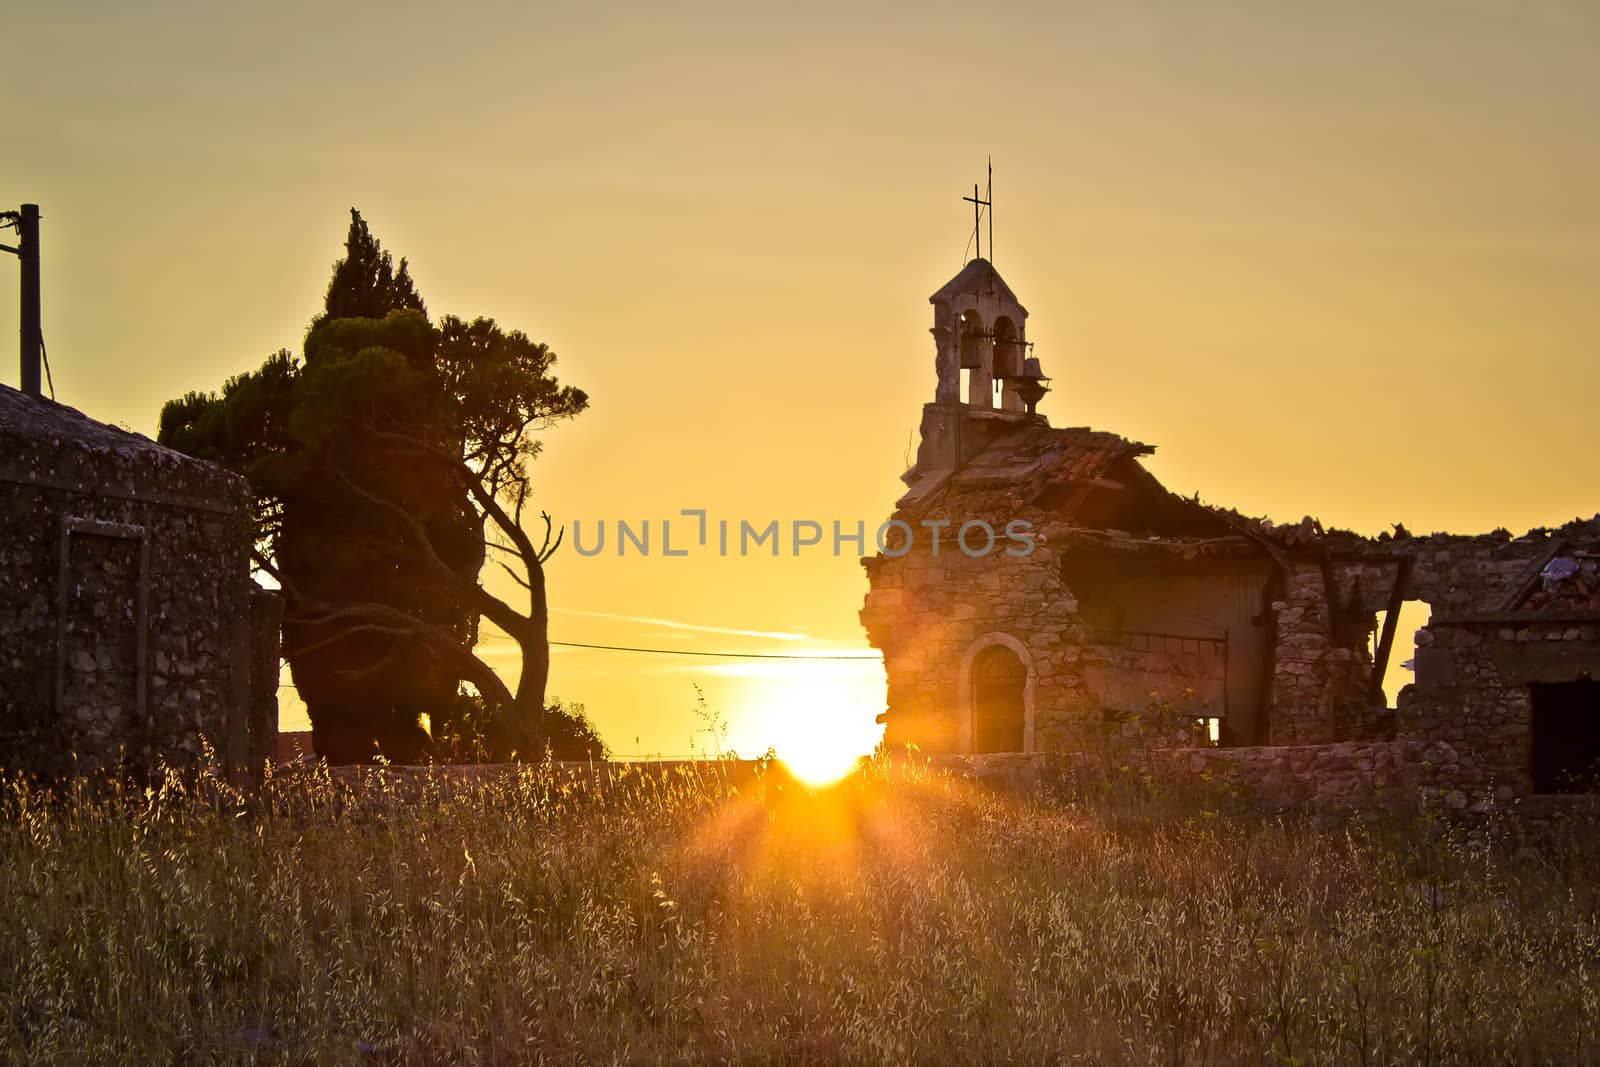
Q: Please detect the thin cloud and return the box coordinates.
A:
[674,658,885,679]
[549,607,809,642]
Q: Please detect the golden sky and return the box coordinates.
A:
[4,2,1598,759]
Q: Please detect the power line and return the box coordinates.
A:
[274,640,883,688]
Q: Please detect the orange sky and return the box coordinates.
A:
[4,2,1598,759]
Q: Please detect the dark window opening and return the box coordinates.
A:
[973,645,1026,754]
[1531,679,1600,793]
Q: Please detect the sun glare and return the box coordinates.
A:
[781,737,863,787]
[727,662,881,787]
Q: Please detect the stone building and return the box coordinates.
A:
[860,258,1600,811]
[0,383,279,780]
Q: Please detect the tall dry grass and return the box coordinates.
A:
[1,755,1597,1065]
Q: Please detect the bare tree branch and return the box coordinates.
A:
[536,511,564,563]
[277,587,516,712]
[327,644,411,690]
[495,560,533,592]
[287,622,418,661]
[484,540,530,564]
[334,469,531,641]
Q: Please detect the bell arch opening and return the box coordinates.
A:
[957,309,990,407]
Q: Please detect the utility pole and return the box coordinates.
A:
[19,204,40,396]
[0,203,41,396]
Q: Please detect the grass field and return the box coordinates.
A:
[2,757,1598,1065]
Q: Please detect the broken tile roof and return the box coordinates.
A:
[898,422,1153,518]
[1516,556,1600,611]
[963,424,1151,485]
[895,419,1361,563]
[1195,506,1336,549]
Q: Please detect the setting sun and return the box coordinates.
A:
[779,742,863,788]
[724,661,880,786]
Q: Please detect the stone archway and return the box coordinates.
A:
[957,632,1036,754]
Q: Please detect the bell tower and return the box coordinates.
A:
[929,257,1042,414]
[907,199,1052,490]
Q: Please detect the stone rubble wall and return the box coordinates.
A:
[1160,741,1430,816]
[928,742,1471,820]
[1335,530,1563,618]
[862,526,1088,753]
[1263,533,1551,749]
[1402,618,1600,801]
[927,739,1541,824]
[921,742,1433,819]
[861,533,1215,754]
[1268,564,1363,745]
[864,534,1311,756]
[0,393,272,780]
[862,491,1600,817]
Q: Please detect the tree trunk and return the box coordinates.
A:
[510,635,549,746]
[498,555,550,759]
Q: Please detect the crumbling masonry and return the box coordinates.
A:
[861,259,1600,815]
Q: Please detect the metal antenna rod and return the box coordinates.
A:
[986,157,993,266]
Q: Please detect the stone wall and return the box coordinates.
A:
[919,742,1477,820]
[932,742,1435,820]
[864,519,1390,758]
[1269,563,1377,745]
[861,470,1600,826]
[864,530,1301,756]
[0,387,276,780]
[861,528,1228,756]
[1401,616,1600,801]
[1334,530,1559,619]
[862,526,1088,753]
[1162,741,1428,817]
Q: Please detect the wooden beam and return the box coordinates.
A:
[1371,556,1415,706]
[1500,538,1570,611]
[1050,483,1095,520]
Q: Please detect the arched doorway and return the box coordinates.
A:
[972,644,1027,753]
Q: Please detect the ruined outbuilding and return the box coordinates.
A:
[0,383,279,780]
[861,258,1600,813]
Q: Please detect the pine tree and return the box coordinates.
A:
[160,210,588,762]
[318,208,427,324]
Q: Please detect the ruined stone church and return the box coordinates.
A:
[860,257,1600,810]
